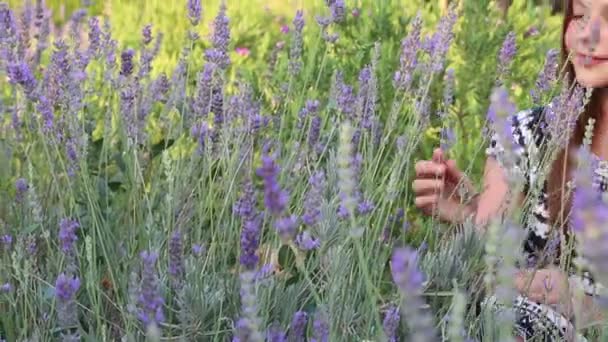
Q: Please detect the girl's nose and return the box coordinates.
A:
[575,15,602,53]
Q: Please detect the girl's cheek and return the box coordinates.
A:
[564,22,575,53]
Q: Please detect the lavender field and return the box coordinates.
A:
[1,0,606,341]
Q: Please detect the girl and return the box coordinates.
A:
[413,0,607,340]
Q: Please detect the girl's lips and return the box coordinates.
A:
[576,53,608,67]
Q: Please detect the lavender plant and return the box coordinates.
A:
[0,0,590,341]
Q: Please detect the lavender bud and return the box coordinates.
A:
[256,153,289,216]
[289,311,308,341]
[187,0,202,25]
[382,305,400,342]
[295,230,321,251]
[275,215,298,241]
[55,273,81,328]
[58,218,79,255]
[391,247,436,342]
[15,178,28,202]
[168,230,185,290]
[142,24,153,45]
[120,48,135,77]
[137,251,165,327]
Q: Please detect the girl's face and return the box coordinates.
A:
[565,0,608,87]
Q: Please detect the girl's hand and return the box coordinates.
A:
[413,148,478,224]
[515,267,573,317]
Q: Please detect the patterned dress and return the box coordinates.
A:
[484,105,607,341]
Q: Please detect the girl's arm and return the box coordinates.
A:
[473,156,520,228]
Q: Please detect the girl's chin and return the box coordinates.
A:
[574,69,608,88]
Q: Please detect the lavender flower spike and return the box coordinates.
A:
[187,0,202,26]
[168,230,185,290]
[531,49,559,103]
[137,251,165,327]
[7,61,37,97]
[55,273,81,328]
[383,305,401,342]
[288,10,305,76]
[391,247,436,342]
[58,218,80,255]
[204,2,231,69]
[289,311,308,342]
[496,31,517,83]
[256,153,289,216]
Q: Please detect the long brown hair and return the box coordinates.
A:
[546,0,600,228]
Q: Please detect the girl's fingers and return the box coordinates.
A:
[412,179,445,195]
[414,194,439,210]
[414,160,446,178]
[432,148,444,164]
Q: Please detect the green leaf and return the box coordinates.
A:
[278,244,296,272]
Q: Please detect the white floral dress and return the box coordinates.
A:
[484,105,606,341]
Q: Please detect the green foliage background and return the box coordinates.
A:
[0,0,581,341]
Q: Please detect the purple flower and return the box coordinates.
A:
[1,283,12,293]
[334,73,355,118]
[330,0,346,23]
[187,0,202,26]
[391,247,424,291]
[499,32,517,67]
[7,61,36,96]
[168,230,185,290]
[15,178,28,202]
[307,116,322,151]
[357,65,377,129]
[275,215,298,241]
[236,181,262,270]
[191,63,216,121]
[55,273,80,301]
[204,2,231,69]
[357,199,374,215]
[486,87,515,124]
[391,247,436,341]
[142,24,153,45]
[351,8,360,18]
[0,4,18,61]
[421,6,458,74]
[280,24,289,34]
[295,231,321,251]
[266,322,287,342]
[120,48,135,77]
[192,243,205,256]
[256,153,289,216]
[302,171,325,226]
[37,95,54,133]
[55,273,80,328]
[58,218,80,255]
[288,10,305,76]
[311,311,329,342]
[496,31,517,83]
[88,17,102,57]
[235,271,264,341]
[297,99,320,129]
[1,235,12,250]
[571,147,606,232]
[383,305,400,342]
[289,311,308,341]
[137,251,165,327]
[393,13,422,90]
[531,49,559,103]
